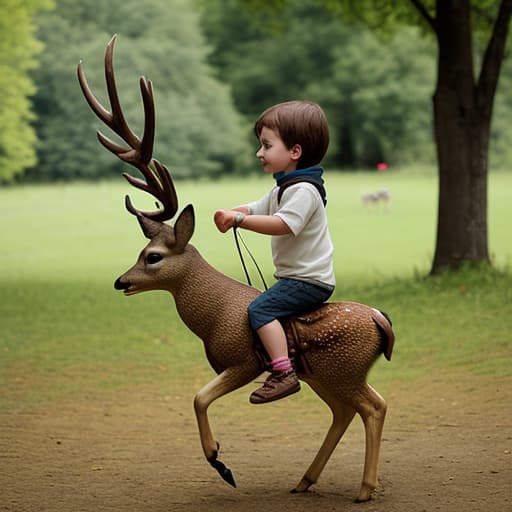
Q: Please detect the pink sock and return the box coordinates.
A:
[271,357,292,372]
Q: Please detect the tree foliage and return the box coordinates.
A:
[5,0,511,191]
[0,0,53,182]
[202,0,438,168]
[215,0,512,172]
[26,0,250,181]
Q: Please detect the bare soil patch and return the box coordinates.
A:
[1,374,511,512]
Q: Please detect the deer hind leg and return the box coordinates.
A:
[193,363,260,487]
[292,378,356,493]
[353,383,387,502]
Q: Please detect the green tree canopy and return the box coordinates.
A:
[27,0,250,181]
[202,0,437,168]
[0,0,52,182]
[204,0,512,170]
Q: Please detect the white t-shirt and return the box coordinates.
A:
[247,183,335,288]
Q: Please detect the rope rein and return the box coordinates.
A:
[232,227,268,291]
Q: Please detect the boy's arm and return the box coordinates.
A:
[213,209,291,235]
[237,214,292,236]
[232,205,251,215]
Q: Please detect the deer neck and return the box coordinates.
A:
[167,244,249,341]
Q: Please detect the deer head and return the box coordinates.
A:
[77,35,195,294]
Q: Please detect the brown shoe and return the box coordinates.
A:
[249,369,300,404]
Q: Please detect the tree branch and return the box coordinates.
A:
[477,0,512,116]
[409,0,437,33]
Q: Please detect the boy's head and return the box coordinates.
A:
[254,101,329,169]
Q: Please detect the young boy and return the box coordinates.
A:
[213,100,335,404]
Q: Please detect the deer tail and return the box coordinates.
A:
[371,308,395,361]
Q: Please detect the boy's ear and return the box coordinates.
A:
[290,144,302,161]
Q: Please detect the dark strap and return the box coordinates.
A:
[277,177,327,206]
[233,227,268,291]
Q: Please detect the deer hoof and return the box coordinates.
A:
[354,485,374,503]
[207,451,237,488]
[291,476,314,493]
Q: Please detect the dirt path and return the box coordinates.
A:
[1,374,511,512]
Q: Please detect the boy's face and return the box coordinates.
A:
[256,127,301,174]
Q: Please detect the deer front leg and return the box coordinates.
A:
[193,364,260,487]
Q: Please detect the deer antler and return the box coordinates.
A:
[77,34,178,222]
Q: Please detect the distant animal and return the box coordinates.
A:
[77,35,395,503]
[361,188,391,207]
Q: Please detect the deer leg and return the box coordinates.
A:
[353,383,387,502]
[193,364,259,487]
[292,378,356,493]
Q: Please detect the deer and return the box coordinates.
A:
[77,35,395,503]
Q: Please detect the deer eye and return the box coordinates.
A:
[146,253,163,265]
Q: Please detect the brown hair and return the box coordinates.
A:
[254,100,329,169]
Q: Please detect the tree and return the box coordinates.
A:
[0,0,53,182]
[27,0,250,181]
[241,0,512,274]
[420,1,512,273]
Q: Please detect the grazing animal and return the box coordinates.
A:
[361,189,392,208]
[77,35,395,503]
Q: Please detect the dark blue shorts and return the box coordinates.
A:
[247,278,334,330]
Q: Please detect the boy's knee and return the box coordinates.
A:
[248,300,273,331]
[247,302,259,330]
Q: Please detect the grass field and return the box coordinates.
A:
[0,170,511,410]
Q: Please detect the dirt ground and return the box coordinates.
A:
[1,373,511,512]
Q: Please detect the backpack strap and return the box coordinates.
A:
[277,176,327,206]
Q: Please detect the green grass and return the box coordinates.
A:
[1,171,511,409]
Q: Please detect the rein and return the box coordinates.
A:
[232,227,268,291]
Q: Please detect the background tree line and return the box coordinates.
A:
[2,0,511,183]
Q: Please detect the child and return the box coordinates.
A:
[213,100,335,404]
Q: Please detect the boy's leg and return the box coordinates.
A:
[249,319,300,404]
[257,319,289,360]
[247,279,332,404]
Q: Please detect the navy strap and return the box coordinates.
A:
[277,176,327,206]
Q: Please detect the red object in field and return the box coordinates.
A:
[377,162,388,171]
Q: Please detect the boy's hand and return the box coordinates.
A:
[214,209,234,233]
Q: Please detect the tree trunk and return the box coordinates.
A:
[431,0,490,273]
[430,0,512,274]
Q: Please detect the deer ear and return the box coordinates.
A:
[137,214,163,239]
[173,204,195,252]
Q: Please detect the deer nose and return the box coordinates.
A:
[114,277,130,290]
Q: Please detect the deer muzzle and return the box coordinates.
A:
[114,276,130,292]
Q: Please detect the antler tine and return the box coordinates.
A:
[139,76,155,166]
[77,61,112,126]
[123,159,178,222]
[154,159,178,216]
[103,35,140,150]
